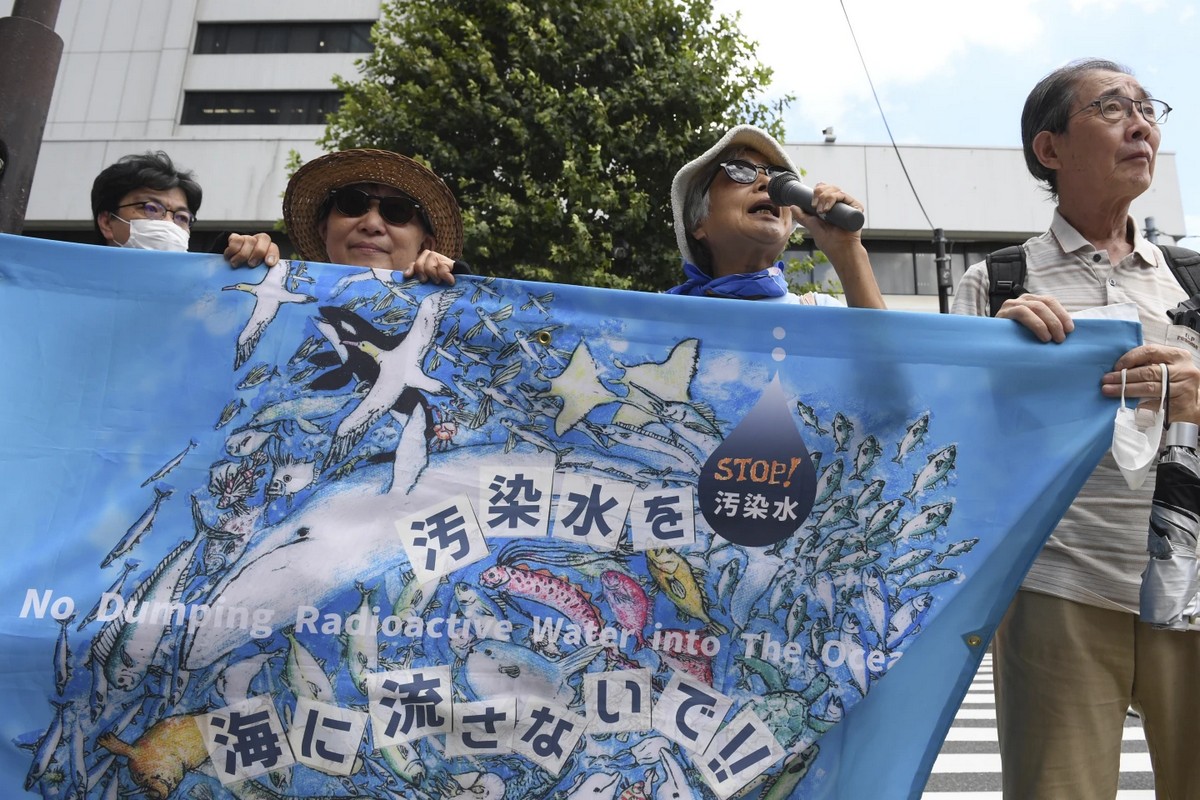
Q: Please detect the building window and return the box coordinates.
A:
[194,22,374,54]
[181,91,342,125]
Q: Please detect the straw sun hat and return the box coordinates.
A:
[283,148,464,262]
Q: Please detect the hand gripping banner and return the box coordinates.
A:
[0,234,1139,799]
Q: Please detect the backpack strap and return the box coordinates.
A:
[985,246,1027,317]
[1161,245,1200,298]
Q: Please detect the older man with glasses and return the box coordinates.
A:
[952,58,1200,799]
[667,124,884,308]
[91,150,278,267]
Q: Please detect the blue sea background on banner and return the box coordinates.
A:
[0,234,1139,799]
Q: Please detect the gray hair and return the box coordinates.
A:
[681,145,752,272]
[1021,58,1133,198]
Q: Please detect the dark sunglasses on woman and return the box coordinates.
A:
[328,187,423,226]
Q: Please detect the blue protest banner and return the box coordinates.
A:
[0,233,1137,799]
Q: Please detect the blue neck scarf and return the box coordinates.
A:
[666,262,789,299]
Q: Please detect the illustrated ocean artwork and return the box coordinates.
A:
[0,234,1139,799]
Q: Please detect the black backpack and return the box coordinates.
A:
[985,244,1200,317]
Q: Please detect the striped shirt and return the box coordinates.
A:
[951,210,1187,612]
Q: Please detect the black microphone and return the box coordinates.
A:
[768,173,865,232]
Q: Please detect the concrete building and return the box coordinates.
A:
[4,0,1187,312]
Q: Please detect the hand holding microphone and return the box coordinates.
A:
[768,173,865,232]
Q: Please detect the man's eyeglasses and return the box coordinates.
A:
[329,188,423,227]
[115,200,195,228]
[714,159,793,186]
[1074,95,1172,125]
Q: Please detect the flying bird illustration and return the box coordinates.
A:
[224,263,315,369]
[323,289,461,467]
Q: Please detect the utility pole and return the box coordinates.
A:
[1145,216,1159,244]
[0,0,63,234]
[934,228,952,314]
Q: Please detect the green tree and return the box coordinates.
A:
[321,0,787,291]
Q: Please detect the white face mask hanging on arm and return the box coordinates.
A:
[1112,363,1169,490]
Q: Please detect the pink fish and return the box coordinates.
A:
[601,570,649,651]
[649,627,715,684]
[479,564,639,668]
[479,564,603,636]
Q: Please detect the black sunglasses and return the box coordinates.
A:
[704,159,793,193]
[328,188,424,226]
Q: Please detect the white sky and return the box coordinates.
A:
[715,0,1198,246]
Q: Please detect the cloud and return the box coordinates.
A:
[714,0,1043,131]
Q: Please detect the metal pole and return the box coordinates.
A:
[934,227,952,314]
[1145,216,1159,244]
[0,0,63,234]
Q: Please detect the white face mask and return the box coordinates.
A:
[116,217,190,252]
[1112,364,1168,490]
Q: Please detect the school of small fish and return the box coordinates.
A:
[20,262,978,799]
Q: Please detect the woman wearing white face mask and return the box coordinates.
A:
[91,151,278,268]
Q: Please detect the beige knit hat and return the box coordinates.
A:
[671,125,799,267]
[283,149,464,261]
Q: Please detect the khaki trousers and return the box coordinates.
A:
[994,590,1200,800]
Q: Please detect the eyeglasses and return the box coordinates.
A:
[715,160,794,185]
[329,188,423,226]
[115,200,195,228]
[1074,95,1172,125]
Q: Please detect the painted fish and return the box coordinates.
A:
[265,452,318,501]
[854,479,885,512]
[287,334,323,367]
[814,459,844,506]
[215,649,279,704]
[810,495,855,531]
[24,700,67,790]
[862,498,906,544]
[79,559,140,630]
[240,394,354,435]
[904,445,957,502]
[601,570,650,650]
[92,530,203,691]
[650,636,714,685]
[785,593,809,640]
[860,567,890,642]
[479,563,604,639]
[140,440,197,487]
[894,502,955,542]
[208,458,265,511]
[282,628,336,703]
[936,537,980,564]
[894,412,930,463]
[885,547,934,575]
[224,428,275,458]
[237,363,279,390]
[463,639,604,705]
[54,614,74,695]
[344,582,379,695]
[832,412,854,452]
[795,401,828,435]
[901,568,959,590]
[646,549,727,635]
[887,593,933,649]
[851,435,882,480]
[100,486,174,568]
[214,397,246,429]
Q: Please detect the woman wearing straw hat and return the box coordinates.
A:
[668,125,884,308]
[283,148,469,284]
